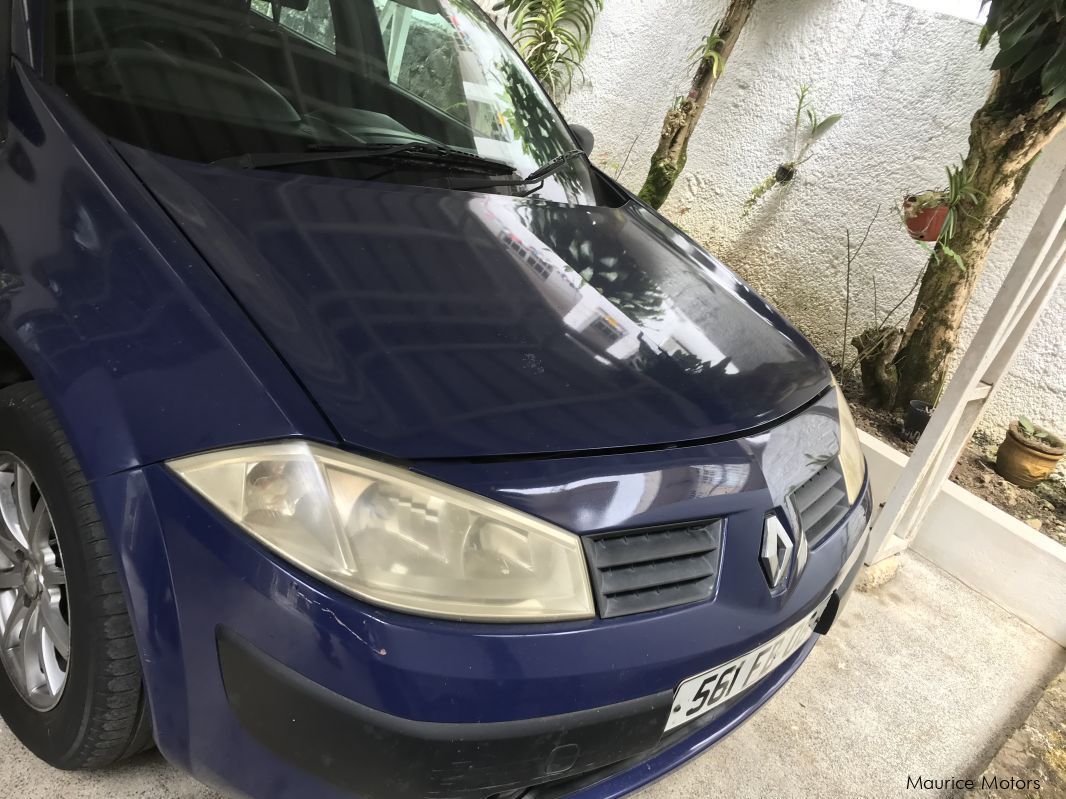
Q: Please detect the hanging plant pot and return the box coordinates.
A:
[903,195,949,243]
[902,399,933,442]
[995,421,1065,489]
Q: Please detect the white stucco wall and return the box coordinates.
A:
[545,0,1064,435]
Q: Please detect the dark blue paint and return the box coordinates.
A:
[0,14,869,799]
[416,388,847,533]
[92,459,869,798]
[117,142,830,460]
[0,64,334,480]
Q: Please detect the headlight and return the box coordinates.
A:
[834,384,866,503]
[168,442,595,622]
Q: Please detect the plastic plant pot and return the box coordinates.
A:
[902,399,933,442]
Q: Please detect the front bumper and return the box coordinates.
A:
[215,519,868,799]
[93,459,871,799]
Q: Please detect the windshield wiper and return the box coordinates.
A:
[456,149,587,194]
[526,149,587,183]
[213,142,518,176]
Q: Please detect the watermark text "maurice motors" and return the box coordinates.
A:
[907,775,1043,791]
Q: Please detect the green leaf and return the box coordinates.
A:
[1042,40,1066,95]
[991,24,1049,72]
[1047,80,1066,109]
[1014,42,1057,82]
[1019,416,1036,435]
[709,51,723,78]
[812,113,843,136]
[501,0,604,93]
[913,240,937,263]
[979,0,1003,45]
[794,84,810,129]
[983,0,996,19]
[997,3,1047,52]
[940,243,966,271]
[941,204,958,239]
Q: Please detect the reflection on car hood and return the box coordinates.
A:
[118,143,832,460]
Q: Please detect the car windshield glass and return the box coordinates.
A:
[53,0,597,203]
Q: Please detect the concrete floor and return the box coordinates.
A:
[2,553,1063,799]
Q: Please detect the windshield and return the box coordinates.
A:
[53,0,598,203]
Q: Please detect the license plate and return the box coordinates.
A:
[664,611,819,732]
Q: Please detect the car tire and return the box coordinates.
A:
[0,382,153,768]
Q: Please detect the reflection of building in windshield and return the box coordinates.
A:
[372,0,518,162]
[470,196,737,373]
[459,79,514,162]
[439,0,525,165]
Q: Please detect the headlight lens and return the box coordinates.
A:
[168,442,595,622]
[834,384,866,503]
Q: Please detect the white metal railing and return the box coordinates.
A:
[867,167,1066,563]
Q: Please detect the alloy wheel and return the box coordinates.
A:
[0,455,70,711]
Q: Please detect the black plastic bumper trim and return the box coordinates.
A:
[520,523,872,799]
[217,629,672,799]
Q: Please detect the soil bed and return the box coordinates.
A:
[965,667,1066,799]
[837,373,1066,548]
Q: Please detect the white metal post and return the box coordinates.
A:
[386,7,413,82]
[867,168,1066,564]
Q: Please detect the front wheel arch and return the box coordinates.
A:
[0,381,154,768]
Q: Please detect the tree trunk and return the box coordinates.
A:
[891,74,1066,410]
[637,0,756,210]
[853,328,903,409]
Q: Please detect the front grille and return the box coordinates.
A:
[792,459,850,545]
[583,521,723,619]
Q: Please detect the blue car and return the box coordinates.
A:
[0,1,871,797]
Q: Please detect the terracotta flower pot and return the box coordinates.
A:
[903,197,949,243]
[995,422,1065,489]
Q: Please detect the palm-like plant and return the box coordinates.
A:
[980,0,1066,108]
[493,0,604,98]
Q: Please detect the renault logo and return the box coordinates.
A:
[760,512,806,590]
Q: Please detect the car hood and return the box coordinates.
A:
[117,144,831,460]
